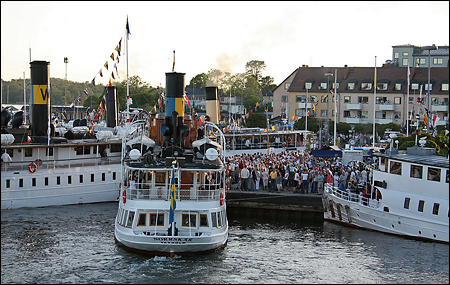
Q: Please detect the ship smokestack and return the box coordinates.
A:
[161,72,189,157]
[30,60,50,137]
[205,86,220,124]
[105,86,119,127]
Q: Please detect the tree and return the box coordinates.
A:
[293,115,319,132]
[245,60,266,83]
[245,113,267,128]
[187,73,208,88]
[242,75,262,109]
[260,75,276,91]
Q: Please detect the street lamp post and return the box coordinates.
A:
[324,72,333,145]
[421,44,437,133]
[333,69,337,146]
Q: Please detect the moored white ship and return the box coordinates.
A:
[322,137,449,244]
[114,72,228,256]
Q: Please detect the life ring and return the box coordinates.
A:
[29,162,37,173]
[35,159,43,167]
[220,192,224,206]
[122,189,126,204]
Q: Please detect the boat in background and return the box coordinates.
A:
[322,135,449,243]
[114,72,228,256]
[1,60,133,210]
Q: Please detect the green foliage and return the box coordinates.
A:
[187,73,208,88]
[293,115,319,132]
[115,75,159,111]
[242,75,262,108]
[246,113,267,128]
[336,122,352,134]
[245,60,266,83]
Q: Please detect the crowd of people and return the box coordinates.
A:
[224,150,376,196]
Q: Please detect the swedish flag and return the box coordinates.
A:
[169,166,177,224]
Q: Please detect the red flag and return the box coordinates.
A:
[109,79,112,87]
[111,71,115,80]
[99,69,103,77]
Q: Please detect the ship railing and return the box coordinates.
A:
[324,183,380,209]
[1,156,122,172]
[123,181,224,202]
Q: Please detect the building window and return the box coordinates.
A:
[394,97,401,105]
[431,97,439,105]
[321,110,328,117]
[394,52,399,59]
[394,111,401,119]
[418,58,426,66]
[390,161,402,175]
[411,83,419,90]
[296,95,306,102]
[376,96,388,104]
[310,95,318,103]
[425,83,432,91]
[332,82,339,90]
[343,111,350,118]
[418,200,425,212]
[404,198,410,209]
[402,58,409,66]
[442,83,449,91]
[402,52,408,56]
[394,83,402,91]
[282,95,288,102]
[284,82,291,90]
[344,96,350,103]
[427,167,440,182]
[295,109,306,117]
[347,82,355,90]
[361,83,372,90]
[359,111,368,118]
[433,58,443,65]
[320,82,327,90]
[358,97,369,104]
[377,83,388,91]
[305,82,312,90]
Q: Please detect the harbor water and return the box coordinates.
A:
[1,202,448,284]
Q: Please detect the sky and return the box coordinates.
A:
[1,1,449,89]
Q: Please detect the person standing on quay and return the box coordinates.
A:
[240,165,250,191]
[269,168,278,192]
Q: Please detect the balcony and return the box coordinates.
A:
[378,118,394,124]
[346,103,362,110]
[431,105,449,112]
[346,117,361,124]
[379,104,395,111]
[298,103,313,109]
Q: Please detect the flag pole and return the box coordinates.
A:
[126,15,130,124]
[406,60,410,137]
[333,69,337,146]
[372,56,377,148]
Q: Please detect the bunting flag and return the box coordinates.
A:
[321,93,328,102]
[84,88,89,96]
[114,63,119,77]
[77,95,81,103]
[312,103,316,115]
[115,39,122,56]
[116,54,119,63]
[110,53,114,60]
[62,110,67,120]
[431,114,440,129]
[104,61,109,70]
[169,165,177,224]
[292,115,296,121]
[69,103,74,109]
[410,107,415,120]
[109,79,112,87]
[98,101,103,118]
[91,78,96,86]
[99,69,103,77]
[111,71,115,80]
[423,108,428,126]
[172,50,175,72]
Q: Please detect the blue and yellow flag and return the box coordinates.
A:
[169,166,177,224]
[312,103,316,115]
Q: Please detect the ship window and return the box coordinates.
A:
[418,200,425,212]
[75,147,83,155]
[32,178,36,187]
[410,165,422,179]
[150,213,164,226]
[117,208,123,224]
[57,176,60,185]
[427,167,440,182]
[46,147,53,157]
[102,173,105,181]
[6,180,10,188]
[211,212,218,228]
[122,210,128,226]
[111,144,121,153]
[182,214,197,227]
[217,211,223,227]
[126,211,135,228]
[25,148,32,157]
[79,175,83,183]
[113,172,116,180]
[446,170,449,183]
[404,198,410,209]
[84,146,90,155]
[45,177,49,186]
[432,203,440,215]
[200,214,208,227]
[19,178,23,187]
[389,161,402,175]
[68,175,72,184]
[137,213,147,226]
[91,173,95,182]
